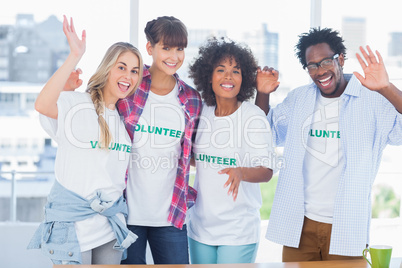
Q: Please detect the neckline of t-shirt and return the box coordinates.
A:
[149,80,178,100]
[212,101,244,119]
[103,106,120,119]
[105,106,117,113]
[317,93,341,106]
[83,92,117,114]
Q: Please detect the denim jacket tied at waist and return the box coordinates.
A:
[27,180,137,264]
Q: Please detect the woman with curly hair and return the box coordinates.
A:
[62,16,202,265]
[187,37,278,264]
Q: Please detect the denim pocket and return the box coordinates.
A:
[43,222,69,244]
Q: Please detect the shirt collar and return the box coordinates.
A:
[143,64,151,78]
[308,73,363,98]
[342,74,363,98]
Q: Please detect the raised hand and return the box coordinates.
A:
[220,167,244,201]
[353,45,390,92]
[63,15,86,59]
[35,16,86,119]
[256,66,280,94]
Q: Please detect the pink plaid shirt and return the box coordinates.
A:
[116,65,202,229]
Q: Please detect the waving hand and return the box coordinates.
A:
[34,16,86,119]
[63,15,86,59]
[354,45,402,113]
[353,45,390,92]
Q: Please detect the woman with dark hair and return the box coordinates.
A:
[117,16,202,264]
[28,16,143,265]
[187,37,277,264]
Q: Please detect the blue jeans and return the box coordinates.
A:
[188,237,258,264]
[121,225,189,264]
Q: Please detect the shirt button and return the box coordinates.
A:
[49,250,54,254]
[68,252,73,257]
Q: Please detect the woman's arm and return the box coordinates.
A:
[190,156,196,167]
[35,16,86,119]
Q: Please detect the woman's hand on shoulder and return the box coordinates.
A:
[256,66,280,95]
[63,68,83,91]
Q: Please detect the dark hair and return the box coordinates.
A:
[295,27,347,68]
[144,16,187,48]
[189,37,258,106]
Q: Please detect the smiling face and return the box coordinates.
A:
[305,42,347,98]
[147,41,184,76]
[211,56,242,103]
[104,51,140,106]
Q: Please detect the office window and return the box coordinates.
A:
[0,57,7,67]
[17,139,28,149]
[0,70,7,80]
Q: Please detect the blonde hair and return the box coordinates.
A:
[86,42,143,149]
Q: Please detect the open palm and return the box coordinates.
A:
[353,46,390,92]
[63,15,86,59]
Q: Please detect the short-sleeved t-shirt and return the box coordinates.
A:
[188,102,274,245]
[40,91,131,251]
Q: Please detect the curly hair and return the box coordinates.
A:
[295,27,347,68]
[189,37,258,106]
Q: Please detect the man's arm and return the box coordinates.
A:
[255,66,280,115]
[354,45,402,113]
[255,92,270,115]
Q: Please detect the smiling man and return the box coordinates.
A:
[255,28,402,262]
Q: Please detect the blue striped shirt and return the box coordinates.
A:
[265,74,402,256]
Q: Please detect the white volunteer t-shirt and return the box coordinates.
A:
[188,102,274,245]
[40,91,131,251]
[303,93,344,224]
[126,83,185,226]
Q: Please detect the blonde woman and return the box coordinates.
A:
[63,16,202,264]
[27,16,143,265]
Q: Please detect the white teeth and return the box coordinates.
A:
[166,62,176,67]
[319,76,331,83]
[221,84,234,88]
[119,82,129,86]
